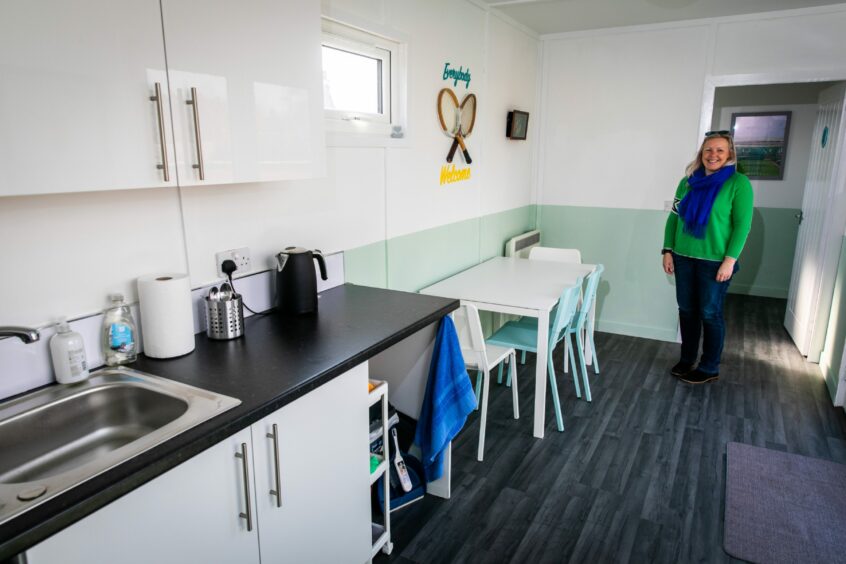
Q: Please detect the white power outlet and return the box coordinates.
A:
[216,247,251,277]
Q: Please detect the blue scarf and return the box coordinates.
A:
[677,164,735,238]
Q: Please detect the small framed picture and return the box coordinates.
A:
[506,110,529,140]
[730,111,792,180]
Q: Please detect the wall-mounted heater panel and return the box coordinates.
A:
[505,230,540,258]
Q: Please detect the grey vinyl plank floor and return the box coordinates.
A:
[375,295,846,564]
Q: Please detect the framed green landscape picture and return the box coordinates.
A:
[730,111,792,180]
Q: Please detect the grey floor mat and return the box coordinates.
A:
[724,441,846,563]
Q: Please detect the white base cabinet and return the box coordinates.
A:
[253,362,371,564]
[26,427,259,564]
[27,364,371,564]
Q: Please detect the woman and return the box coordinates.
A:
[662,131,754,384]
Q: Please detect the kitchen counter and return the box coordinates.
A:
[0,284,457,560]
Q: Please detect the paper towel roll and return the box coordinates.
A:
[137,273,195,359]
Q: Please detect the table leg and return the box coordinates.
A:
[534,310,549,438]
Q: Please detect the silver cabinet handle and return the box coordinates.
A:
[186,86,205,180]
[267,423,282,508]
[234,442,253,531]
[149,82,170,182]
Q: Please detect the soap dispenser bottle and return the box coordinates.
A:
[102,293,138,365]
[50,318,90,384]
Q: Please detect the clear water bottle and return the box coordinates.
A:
[102,293,137,365]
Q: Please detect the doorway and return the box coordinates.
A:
[709,82,837,303]
[701,75,846,402]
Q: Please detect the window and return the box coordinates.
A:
[322,19,400,133]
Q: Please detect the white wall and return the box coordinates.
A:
[538,23,711,209]
[539,5,846,211]
[0,188,187,326]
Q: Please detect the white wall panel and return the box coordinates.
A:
[385,148,481,238]
[0,188,186,326]
[539,25,710,209]
[179,147,386,285]
[480,14,538,216]
[713,10,846,77]
[321,0,385,24]
[384,0,488,238]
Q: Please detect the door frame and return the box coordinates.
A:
[698,69,846,362]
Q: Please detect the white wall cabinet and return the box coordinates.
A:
[26,364,370,564]
[0,1,177,196]
[0,0,325,197]
[160,0,326,186]
[26,427,260,564]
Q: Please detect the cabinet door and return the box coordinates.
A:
[253,363,371,564]
[0,0,176,196]
[159,0,325,186]
[27,428,260,564]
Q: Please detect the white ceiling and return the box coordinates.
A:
[483,0,846,35]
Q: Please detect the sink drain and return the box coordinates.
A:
[17,485,47,501]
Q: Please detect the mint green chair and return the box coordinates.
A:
[485,278,583,432]
[561,264,604,402]
[509,264,604,402]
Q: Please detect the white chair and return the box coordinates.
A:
[452,304,518,461]
[528,246,582,264]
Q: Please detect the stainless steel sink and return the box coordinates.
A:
[0,367,240,525]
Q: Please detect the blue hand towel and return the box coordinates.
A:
[414,316,477,482]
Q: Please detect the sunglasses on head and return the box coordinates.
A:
[705,130,732,137]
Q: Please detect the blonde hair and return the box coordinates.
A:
[685,132,737,177]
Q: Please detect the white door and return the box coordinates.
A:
[159,0,325,186]
[252,363,371,564]
[0,0,176,196]
[27,428,260,564]
[785,83,846,358]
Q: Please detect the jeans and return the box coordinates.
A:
[672,253,738,374]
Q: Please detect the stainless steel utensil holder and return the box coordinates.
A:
[205,295,244,340]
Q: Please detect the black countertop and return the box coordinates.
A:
[0,284,457,560]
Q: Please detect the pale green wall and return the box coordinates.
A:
[822,236,846,402]
[344,205,537,293]
[535,205,802,341]
[538,205,678,342]
[346,203,802,346]
[729,207,800,299]
[343,240,387,289]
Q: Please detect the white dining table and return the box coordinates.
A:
[420,256,595,438]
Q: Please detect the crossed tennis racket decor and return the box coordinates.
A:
[437,87,477,164]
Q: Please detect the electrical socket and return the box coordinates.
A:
[216,247,251,277]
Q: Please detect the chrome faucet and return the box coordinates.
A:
[0,326,41,343]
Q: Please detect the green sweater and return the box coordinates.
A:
[663,172,754,261]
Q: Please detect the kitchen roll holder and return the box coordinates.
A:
[205,295,244,340]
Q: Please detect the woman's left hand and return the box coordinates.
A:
[716,257,736,282]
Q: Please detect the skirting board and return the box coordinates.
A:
[596,320,678,343]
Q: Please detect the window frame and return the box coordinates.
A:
[321,19,400,135]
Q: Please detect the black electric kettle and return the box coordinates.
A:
[276,247,328,315]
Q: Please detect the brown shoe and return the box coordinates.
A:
[671,362,695,377]
[679,369,719,384]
